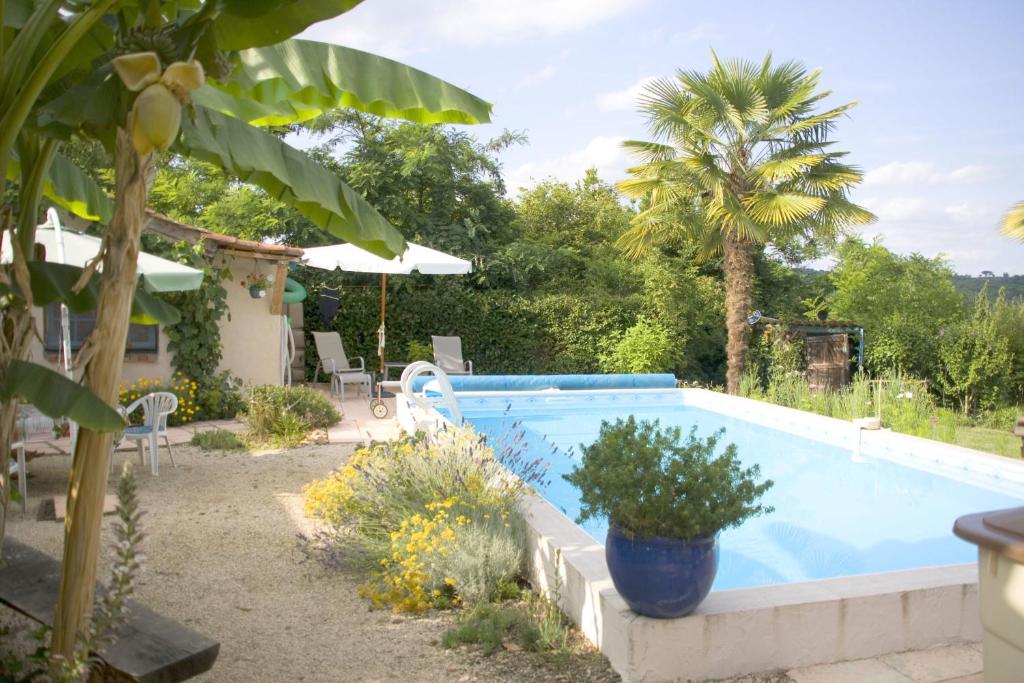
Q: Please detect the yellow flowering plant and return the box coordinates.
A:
[118,372,200,426]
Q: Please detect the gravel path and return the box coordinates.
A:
[5,443,624,682]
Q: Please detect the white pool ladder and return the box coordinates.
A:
[400,361,463,425]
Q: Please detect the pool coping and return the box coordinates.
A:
[399,387,1022,681]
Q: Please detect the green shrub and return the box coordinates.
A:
[191,429,245,451]
[441,563,571,655]
[194,370,245,421]
[244,384,340,447]
[976,405,1023,431]
[442,604,539,655]
[406,339,433,363]
[441,595,571,656]
[564,417,773,539]
[599,318,677,374]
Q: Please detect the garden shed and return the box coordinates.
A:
[751,314,865,390]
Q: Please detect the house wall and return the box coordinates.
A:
[25,253,289,390]
[218,255,287,387]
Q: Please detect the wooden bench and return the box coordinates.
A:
[0,539,219,682]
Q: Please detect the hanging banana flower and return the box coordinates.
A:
[111,52,205,155]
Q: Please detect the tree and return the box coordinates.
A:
[306,110,523,257]
[2,0,493,667]
[616,52,874,393]
[936,286,1013,415]
[497,169,638,295]
[1001,201,1024,241]
[827,237,964,378]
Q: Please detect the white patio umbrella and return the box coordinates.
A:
[302,241,472,373]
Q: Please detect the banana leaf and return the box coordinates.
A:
[200,39,492,126]
[178,105,406,258]
[5,150,112,222]
[212,0,364,51]
[1,360,124,431]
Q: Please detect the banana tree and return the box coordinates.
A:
[5,0,493,668]
[0,0,137,556]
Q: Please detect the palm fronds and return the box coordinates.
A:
[1001,201,1024,241]
[617,52,873,261]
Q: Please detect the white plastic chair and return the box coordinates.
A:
[312,331,371,401]
[122,392,178,475]
[432,336,473,375]
[9,440,27,512]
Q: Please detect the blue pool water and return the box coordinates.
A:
[460,391,1024,592]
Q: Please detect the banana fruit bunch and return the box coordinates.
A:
[112,52,205,155]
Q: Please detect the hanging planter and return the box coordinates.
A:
[240,271,272,299]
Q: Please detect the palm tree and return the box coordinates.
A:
[616,53,874,394]
[1001,201,1024,241]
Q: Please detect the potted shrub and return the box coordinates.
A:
[240,271,272,298]
[564,416,773,618]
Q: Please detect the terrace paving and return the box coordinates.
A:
[786,643,982,682]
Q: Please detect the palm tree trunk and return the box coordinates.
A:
[50,128,152,664]
[723,234,754,395]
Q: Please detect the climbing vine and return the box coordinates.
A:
[162,241,243,419]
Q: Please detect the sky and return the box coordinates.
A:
[302,0,1024,275]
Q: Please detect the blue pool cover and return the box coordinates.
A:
[410,373,677,394]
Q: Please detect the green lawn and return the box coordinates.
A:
[954,426,1022,459]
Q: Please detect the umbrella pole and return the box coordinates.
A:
[379,273,387,374]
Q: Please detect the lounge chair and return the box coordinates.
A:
[431,336,473,375]
[312,331,372,401]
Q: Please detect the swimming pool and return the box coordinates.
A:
[460,390,1024,592]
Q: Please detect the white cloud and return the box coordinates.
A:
[506,136,628,193]
[943,201,998,224]
[862,161,988,187]
[596,75,660,111]
[516,64,557,90]
[860,196,931,222]
[302,0,649,58]
[674,22,722,43]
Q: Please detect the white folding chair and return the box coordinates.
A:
[121,392,178,475]
[312,331,371,401]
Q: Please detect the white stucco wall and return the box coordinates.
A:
[217,256,287,388]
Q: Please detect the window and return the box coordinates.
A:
[43,304,159,354]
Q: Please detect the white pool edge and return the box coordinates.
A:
[399,387,1022,681]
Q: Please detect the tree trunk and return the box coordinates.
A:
[0,303,34,550]
[723,235,754,395]
[50,129,152,664]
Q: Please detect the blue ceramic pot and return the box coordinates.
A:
[605,525,718,618]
